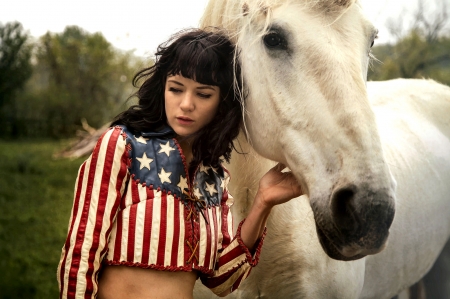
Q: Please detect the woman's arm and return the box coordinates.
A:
[216,163,302,296]
[57,126,129,299]
[202,163,302,296]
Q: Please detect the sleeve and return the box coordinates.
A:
[200,188,267,295]
[57,126,130,299]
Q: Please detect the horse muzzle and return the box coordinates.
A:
[312,183,396,261]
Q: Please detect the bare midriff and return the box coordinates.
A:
[98,265,199,299]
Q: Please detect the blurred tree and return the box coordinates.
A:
[3,25,144,138]
[368,0,450,85]
[30,26,140,137]
[0,21,33,136]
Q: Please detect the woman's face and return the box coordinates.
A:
[165,74,220,138]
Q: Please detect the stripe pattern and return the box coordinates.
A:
[57,126,266,298]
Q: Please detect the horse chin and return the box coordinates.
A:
[316,225,367,261]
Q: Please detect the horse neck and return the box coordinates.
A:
[226,131,275,222]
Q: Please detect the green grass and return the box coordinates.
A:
[0,140,85,299]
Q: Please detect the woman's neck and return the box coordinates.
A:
[178,138,193,166]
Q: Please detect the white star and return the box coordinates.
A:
[211,167,219,174]
[205,182,218,196]
[136,153,153,170]
[177,175,188,191]
[158,168,172,184]
[220,178,225,190]
[194,188,203,199]
[158,141,175,157]
[199,164,210,175]
[135,135,148,144]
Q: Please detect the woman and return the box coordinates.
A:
[57,29,302,299]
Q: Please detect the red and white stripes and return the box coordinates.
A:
[57,126,265,299]
[106,187,188,268]
[58,127,129,299]
[105,185,228,270]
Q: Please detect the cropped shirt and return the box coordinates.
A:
[57,125,266,298]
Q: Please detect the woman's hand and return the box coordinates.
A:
[240,163,303,250]
[256,163,303,208]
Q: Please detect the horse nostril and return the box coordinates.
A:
[330,186,359,232]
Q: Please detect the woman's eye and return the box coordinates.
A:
[198,93,212,99]
[169,87,182,93]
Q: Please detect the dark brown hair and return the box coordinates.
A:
[112,28,243,171]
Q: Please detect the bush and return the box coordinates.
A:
[0,140,85,298]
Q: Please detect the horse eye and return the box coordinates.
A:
[263,32,284,49]
[370,32,378,48]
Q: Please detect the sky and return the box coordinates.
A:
[0,0,430,57]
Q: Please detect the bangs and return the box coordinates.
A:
[160,32,233,88]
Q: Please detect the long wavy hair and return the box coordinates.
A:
[112,28,243,172]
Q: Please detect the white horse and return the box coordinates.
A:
[193,0,450,298]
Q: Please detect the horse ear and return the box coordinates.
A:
[242,3,249,16]
[332,0,355,8]
[319,0,356,11]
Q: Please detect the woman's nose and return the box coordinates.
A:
[180,92,195,111]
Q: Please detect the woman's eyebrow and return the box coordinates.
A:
[167,79,184,86]
[167,79,216,91]
[197,86,216,91]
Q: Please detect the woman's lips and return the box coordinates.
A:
[176,116,194,125]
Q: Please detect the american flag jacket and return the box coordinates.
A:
[57,125,266,298]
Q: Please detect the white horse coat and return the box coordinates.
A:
[194,0,450,298]
[194,80,450,299]
[362,79,450,298]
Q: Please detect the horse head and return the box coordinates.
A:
[201,0,396,261]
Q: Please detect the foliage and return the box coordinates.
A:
[0,22,32,105]
[0,140,85,298]
[368,30,450,85]
[0,24,145,139]
[0,22,33,136]
[368,0,450,85]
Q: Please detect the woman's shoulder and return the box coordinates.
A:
[111,124,174,137]
[109,124,177,147]
[99,124,180,171]
[93,125,128,153]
